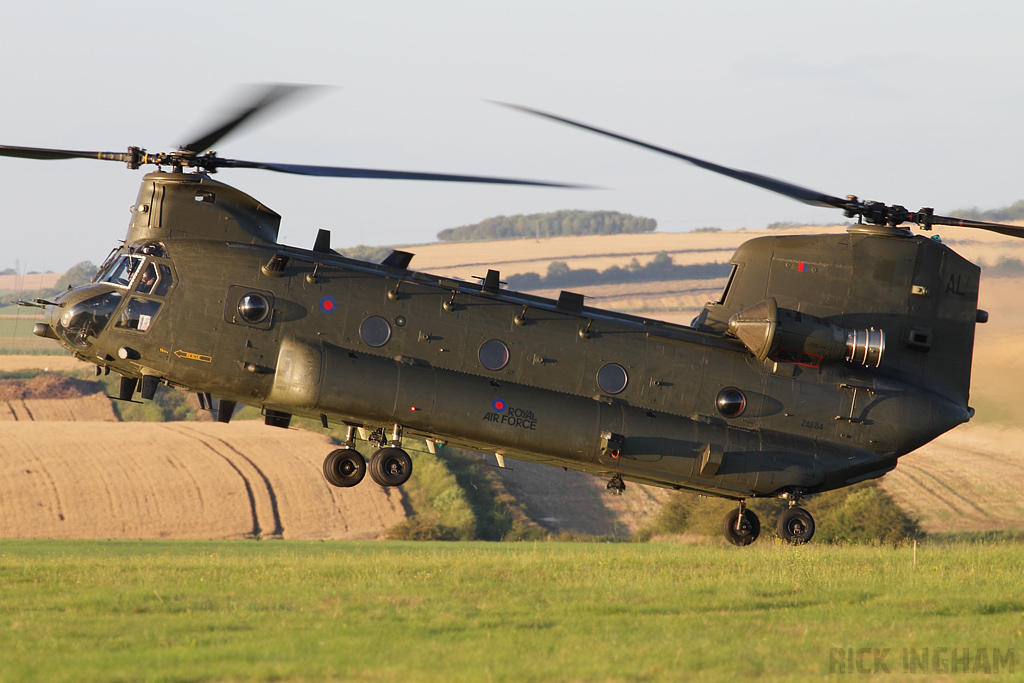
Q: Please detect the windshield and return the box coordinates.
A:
[99,255,144,287]
[56,291,124,349]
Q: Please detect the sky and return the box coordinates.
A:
[3,1,1024,273]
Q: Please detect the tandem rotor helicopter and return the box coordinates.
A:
[6,85,1021,545]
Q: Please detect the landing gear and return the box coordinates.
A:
[722,503,761,546]
[776,506,815,544]
[320,425,413,488]
[606,474,626,495]
[323,448,366,488]
[369,447,413,487]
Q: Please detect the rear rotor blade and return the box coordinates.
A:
[181,84,314,154]
[495,102,849,209]
[218,157,588,188]
[927,213,1024,238]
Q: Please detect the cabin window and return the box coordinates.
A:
[237,293,271,324]
[716,387,746,417]
[597,363,629,395]
[359,316,392,347]
[478,339,510,371]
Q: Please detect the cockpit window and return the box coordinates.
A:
[116,297,162,332]
[129,241,169,258]
[135,263,174,296]
[93,247,121,283]
[56,291,123,349]
[152,264,173,296]
[136,264,159,294]
[716,264,738,305]
[100,255,144,287]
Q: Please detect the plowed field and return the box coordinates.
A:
[0,422,407,540]
[880,423,1024,533]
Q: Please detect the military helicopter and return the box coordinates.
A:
[6,86,1021,545]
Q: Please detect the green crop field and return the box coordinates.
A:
[1,540,1021,682]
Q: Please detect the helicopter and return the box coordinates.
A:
[6,86,1021,546]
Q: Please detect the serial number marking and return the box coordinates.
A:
[801,420,825,431]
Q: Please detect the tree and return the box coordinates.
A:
[55,261,98,290]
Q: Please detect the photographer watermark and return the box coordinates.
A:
[829,647,1015,674]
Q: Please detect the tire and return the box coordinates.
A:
[323,448,366,488]
[722,508,761,546]
[368,447,413,487]
[776,507,815,544]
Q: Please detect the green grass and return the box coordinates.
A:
[1,540,1021,682]
[0,312,60,354]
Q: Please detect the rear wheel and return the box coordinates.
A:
[369,447,413,487]
[776,507,815,544]
[323,449,366,488]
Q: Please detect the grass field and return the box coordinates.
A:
[1,540,1021,682]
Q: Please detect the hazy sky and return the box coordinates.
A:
[3,1,1023,272]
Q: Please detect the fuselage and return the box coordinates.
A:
[41,183,977,502]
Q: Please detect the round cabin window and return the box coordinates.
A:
[597,363,628,395]
[359,316,392,347]
[237,293,270,324]
[716,387,746,417]
[478,339,510,371]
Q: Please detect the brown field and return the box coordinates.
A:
[0,421,407,540]
[0,271,62,293]
[1,393,118,422]
[880,423,1024,533]
[400,225,834,281]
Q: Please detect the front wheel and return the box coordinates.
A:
[368,447,413,487]
[776,507,815,544]
[722,508,760,546]
[323,449,366,488]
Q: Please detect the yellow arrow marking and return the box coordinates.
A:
[174,349,212,363]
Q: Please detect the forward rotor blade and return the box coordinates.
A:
[0,144,131,163]
[218,157,588,188]
[495,102,848,209]
[181,84,315,154]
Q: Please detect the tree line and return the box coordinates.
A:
[437,209,656,242]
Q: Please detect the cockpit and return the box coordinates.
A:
[54,241,176,350]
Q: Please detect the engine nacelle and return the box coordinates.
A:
[728,298,884,368]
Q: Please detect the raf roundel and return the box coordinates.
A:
[319,295,337,313]
[492,399,506,412]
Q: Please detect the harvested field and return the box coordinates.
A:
[403,225,840,280]
[0,373,118,422]
[0,421,407,540]
[528,277,726,321]
[880,423,1024,533]
[1,393,117,422]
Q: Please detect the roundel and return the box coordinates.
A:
[320,295,337,313]
[492,399,507,412]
